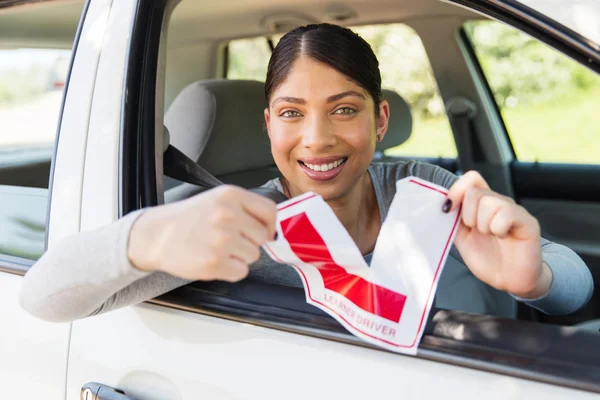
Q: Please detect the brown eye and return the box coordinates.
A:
[281,110,302,118]
[334,107,356,115]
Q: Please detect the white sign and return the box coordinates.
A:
[263,177,461,354]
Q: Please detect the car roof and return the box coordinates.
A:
[0,0,481,49]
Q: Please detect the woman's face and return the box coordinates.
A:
[265,56,390,201]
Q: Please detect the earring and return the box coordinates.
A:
[377,134,382,142]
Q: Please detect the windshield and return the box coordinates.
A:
[517,0,600,48]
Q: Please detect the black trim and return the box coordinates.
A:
[222,44,229,78]
[512,161,600,202]
[458,27,516,159]
[150,279,600,394]
[0,254,33,276]
[448,0,600,72]
[266,38,275,52]
[120,0,167,216]
[42,0,90,252]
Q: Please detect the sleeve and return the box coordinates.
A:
[512,239,594,315]
[19,209,191,323]
[406,161,594,316]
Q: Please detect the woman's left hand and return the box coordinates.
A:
[445,171,553,299]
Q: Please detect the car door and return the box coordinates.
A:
[61,1,600,400]
[0,0,85,398]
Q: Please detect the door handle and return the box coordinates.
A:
[81,382,139,400]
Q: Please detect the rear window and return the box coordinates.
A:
[226,24,457,159]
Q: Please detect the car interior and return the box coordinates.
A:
[2,0,600,334]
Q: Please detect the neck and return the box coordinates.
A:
[283,171,379,254]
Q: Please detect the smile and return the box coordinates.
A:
[298,157,348,181]
[300,158,347,172]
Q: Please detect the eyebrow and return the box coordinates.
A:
[270,90,366,107]
[271,96,306,107]
[326,90,366,103]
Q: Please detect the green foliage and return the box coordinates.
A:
[353,24,444,119]
[464,21,599,108]
[226,38,270,82]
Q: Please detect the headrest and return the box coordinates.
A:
[377,89,412,152]
[165,79,272,177]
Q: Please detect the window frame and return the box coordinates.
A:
[123,0,600,394]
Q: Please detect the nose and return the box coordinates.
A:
[301,114,337,151]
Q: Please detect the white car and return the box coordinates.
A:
[1,0,600,399]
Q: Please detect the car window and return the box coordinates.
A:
[0,48,71,261]
[226,24,457,159]
[464,20,600,164]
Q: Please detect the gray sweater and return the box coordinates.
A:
[19,161,594,322]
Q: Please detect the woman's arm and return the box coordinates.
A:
[444,170,594,316]
[512,239,593,315]
[19,186,277,323]
[400,161,593,316]
[19,210,191,322]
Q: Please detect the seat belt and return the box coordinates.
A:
[163,144,223,188]
[445,97,482,174]
[163,141,288,204]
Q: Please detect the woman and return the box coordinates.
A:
[20,23,592,323]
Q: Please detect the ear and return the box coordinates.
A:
[264,108,272,139]
[376,100,390,142]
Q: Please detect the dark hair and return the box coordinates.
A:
[265,23,383,114]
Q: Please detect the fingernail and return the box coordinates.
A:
[442,199,452,213]
[274,232,279,241]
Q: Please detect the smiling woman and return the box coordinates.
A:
[249,23,593,316]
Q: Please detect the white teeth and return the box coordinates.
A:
[303,158,345,172]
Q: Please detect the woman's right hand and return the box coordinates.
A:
[127,185,277,282]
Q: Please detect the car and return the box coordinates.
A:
[1,0,600,399]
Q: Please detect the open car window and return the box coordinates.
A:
[142,0,600,394]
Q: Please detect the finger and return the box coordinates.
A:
[236,209,271,247]
[445,171,490,213]
[461,187,487,229]
[237,191,278,240]
[488,206,515,239]
[229,235,261,265]
[490,205,540,240]
[221,257,250,282]
[476,194,506,235]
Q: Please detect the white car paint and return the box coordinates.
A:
[66,304,599,400]
[0,274,71,399]
[47,0,112,247]
[79,0,136,232]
